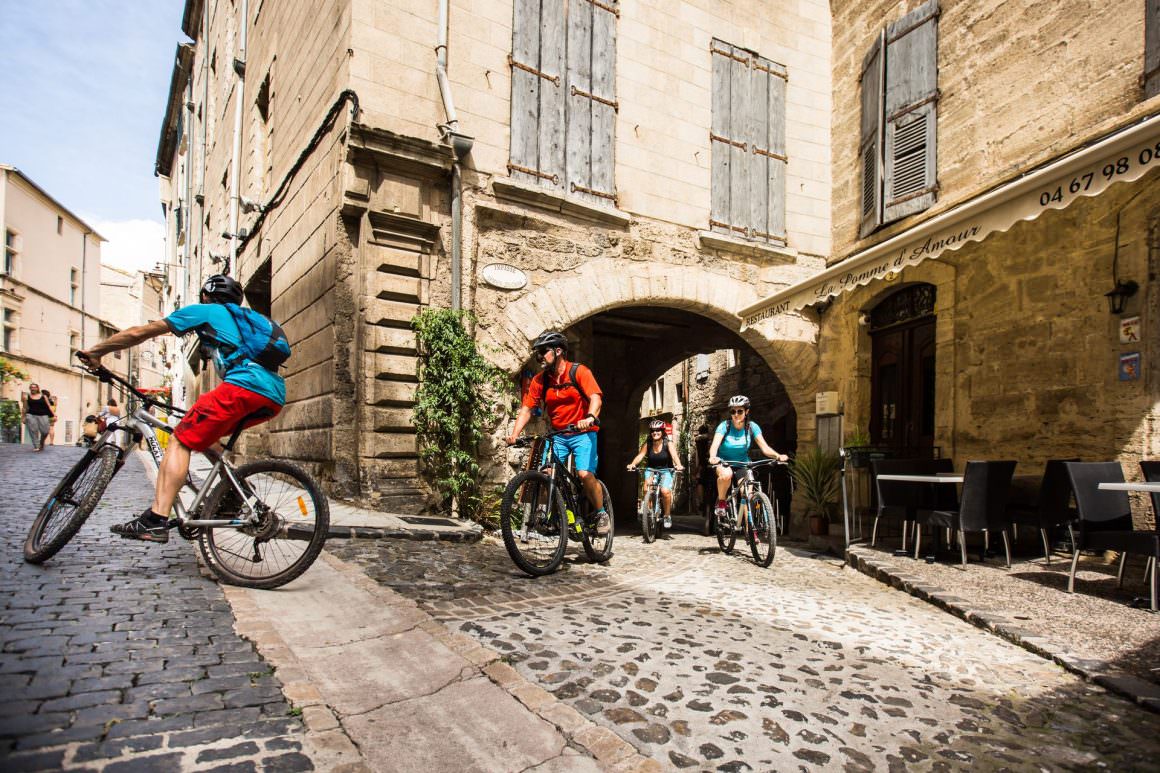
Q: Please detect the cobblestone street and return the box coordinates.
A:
[0,445,312,771]
[333,531,1160,771]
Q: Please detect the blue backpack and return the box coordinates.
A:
[221,303,291,372]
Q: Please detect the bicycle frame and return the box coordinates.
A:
[724,461,782,530]
[518,430,589,541]
[88,380,263,530]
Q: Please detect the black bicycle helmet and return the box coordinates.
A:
[728,395,751,410]
[531,331,568,353]
[201,274,244,305]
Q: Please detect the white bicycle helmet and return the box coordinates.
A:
[728,395,751,410]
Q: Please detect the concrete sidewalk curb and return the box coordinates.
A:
[222,551,663,772]
[846,545,1160,714]
[325,524,483,542]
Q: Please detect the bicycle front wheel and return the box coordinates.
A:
[24,445,120,564]
[198,460,329,589]
[501,471,568,576]
[716,500,737,555]
[639,491,657,544]
[582,480,614,563]
[748,492,777,567]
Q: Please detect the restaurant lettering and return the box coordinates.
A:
[739,117,1160,329]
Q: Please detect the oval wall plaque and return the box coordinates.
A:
[481,263,528,291]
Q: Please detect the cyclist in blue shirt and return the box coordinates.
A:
[78,275,287,543]
[707,395,788,527]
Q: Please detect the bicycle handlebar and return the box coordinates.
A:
[719,459,788,468]
[510,420,600,448]
[75,355,187,417]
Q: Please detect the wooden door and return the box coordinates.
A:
[869,285,936,452]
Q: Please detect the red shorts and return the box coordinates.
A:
[173,383,281,452]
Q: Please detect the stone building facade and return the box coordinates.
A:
[156,0,833,516]
[742,0,1160,526]
[0,166,129,445]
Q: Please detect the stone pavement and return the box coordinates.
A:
[334,532,1160,771]
[0,445,317,771]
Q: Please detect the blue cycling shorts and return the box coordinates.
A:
[540,431,599,473]
[644,468,674,490]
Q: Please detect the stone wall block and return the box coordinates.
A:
[364,325,418,354]
[363,351,418,381]
[364,406,416,432]
[360,431,419,458]
[366,377,418,407]
[366,271,422,303]
[365,297,421,328]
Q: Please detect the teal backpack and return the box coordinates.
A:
[221,303,292,372]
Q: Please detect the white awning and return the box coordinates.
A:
[739,112,1160,329]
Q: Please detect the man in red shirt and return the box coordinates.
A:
[507,331,609,534]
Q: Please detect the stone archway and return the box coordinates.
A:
[485,257,819,433]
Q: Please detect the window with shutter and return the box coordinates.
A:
[1145,0,1160,99]
[710,40,787,245]
[859,0,939,234]
[510,0,617,201]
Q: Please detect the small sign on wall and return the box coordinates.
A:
[1119,351,1141,381]
[1119,315,1141,343]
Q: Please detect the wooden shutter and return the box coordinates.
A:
[882,0,939,223]
[1146,0,1160,99]
[752,55,787,244]
[711,41,786,244]
[710,41,735,237]
[859,31,885,237]
[566,0,618,203]
[509,0,565,189]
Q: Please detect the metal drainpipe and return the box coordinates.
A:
[436,0,473,311]
[197,0,209,293]
[227,0,249,276]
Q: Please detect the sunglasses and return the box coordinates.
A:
[650,429,663,433]
[730,409,747,415]
[534,347,556,360]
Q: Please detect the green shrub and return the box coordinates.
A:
[790,446,841,520]
[411,309,510,523]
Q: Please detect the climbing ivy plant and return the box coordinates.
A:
[411,309,510,522]
[0,356,27,385]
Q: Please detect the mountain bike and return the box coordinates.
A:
[23,364,329,590]
[501,426,614,576]
[714,459,784,567]
[632,467,680,543]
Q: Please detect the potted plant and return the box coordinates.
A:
[843,428,873,468]
[791,446,842,536]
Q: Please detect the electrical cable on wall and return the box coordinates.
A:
[233,89,361,264]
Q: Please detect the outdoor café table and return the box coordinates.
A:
[875,474,963,558]
[876,473,964,484]
[1097,482,1160,493]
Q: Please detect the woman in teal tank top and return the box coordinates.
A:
[707,395,788,524]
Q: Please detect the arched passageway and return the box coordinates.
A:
[556,306,798,527]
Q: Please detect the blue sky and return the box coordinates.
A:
[0,1,186,269]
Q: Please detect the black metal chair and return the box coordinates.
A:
[870,458,953,549]
[1065,462,1160,612]
[914,461,1017,568]
[1006,459,1078,564]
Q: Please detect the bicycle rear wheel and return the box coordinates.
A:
[716,499,737,555]
[748,492,776,567]
[582,481,614,563]
[198,460,329,589]
[501,471,568,576]
[24,445,120,564]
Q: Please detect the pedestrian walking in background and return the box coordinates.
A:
[21,383,54,451]
[43,390,58,446]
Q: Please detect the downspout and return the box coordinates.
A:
[435,0,473,311]
[227,0,250,276]
[197,0,209,291]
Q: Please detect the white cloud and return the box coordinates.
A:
[90,218,166,273]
